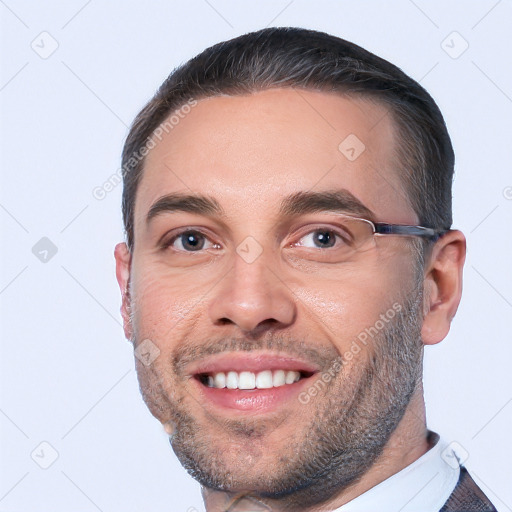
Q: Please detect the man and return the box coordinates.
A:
[114,27,497,511]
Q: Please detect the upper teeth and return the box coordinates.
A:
[205,370,301,390]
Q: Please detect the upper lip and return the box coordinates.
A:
[186,352,321,376]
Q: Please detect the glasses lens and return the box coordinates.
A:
[341,217,375,252]
[288,216,375,264]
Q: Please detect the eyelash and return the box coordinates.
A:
[160,226,351,253]
[161,229,220,252]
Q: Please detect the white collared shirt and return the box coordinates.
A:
[334,430,461,511]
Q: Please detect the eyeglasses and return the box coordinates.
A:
[289,212,448,263]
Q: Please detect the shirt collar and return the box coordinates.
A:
[334,430,461,512]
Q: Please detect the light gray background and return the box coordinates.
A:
[1,1,511,511]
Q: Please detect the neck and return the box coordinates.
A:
[322,383,430,509]
[202,384,429,512]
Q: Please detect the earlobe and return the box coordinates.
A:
[114,242,133,341]
[421,230,466,346]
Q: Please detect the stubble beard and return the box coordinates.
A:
[129,275,425,510]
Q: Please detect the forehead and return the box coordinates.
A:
[134,88,416,234]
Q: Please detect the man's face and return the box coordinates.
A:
[121,89,426,504]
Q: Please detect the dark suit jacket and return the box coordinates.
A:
[439,466,497,511]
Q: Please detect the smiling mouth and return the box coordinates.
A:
[195,369,316,390]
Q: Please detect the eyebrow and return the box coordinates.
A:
[279,190,375,221]
[146,193,223,224]
[145,189,375,225]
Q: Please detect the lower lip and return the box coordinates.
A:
[193,377,314,413]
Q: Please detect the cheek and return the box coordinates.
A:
[293,256,413,351]
[130,265,207,343]
[295,286,380,351]
[134,354,186,425]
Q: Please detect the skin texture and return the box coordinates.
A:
[114,88,466,511]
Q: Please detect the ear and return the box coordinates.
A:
[421,230,466,345]
[114,242,133,341]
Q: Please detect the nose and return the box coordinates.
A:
[208,250,297,334]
